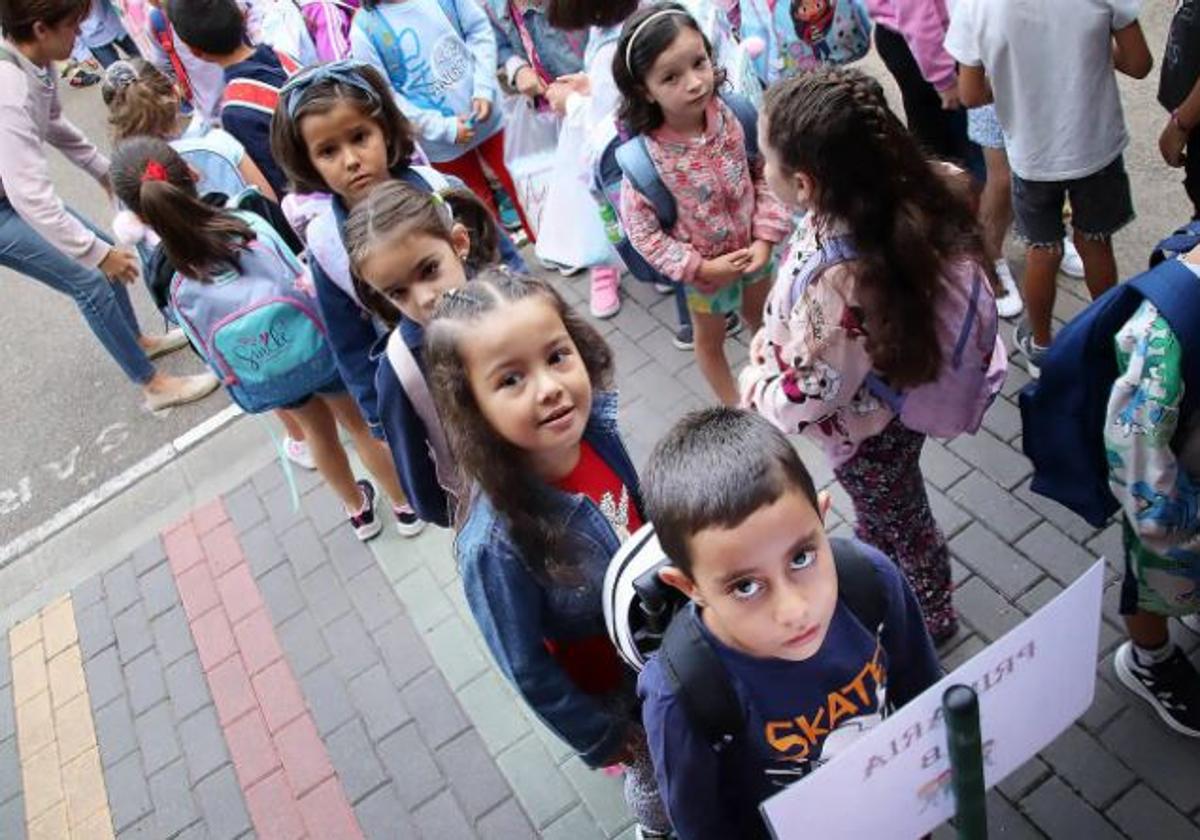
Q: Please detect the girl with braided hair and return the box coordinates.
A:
[740,67,990,643]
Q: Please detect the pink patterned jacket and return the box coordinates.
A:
[619,98,792,284]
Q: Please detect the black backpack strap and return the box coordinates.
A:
[659,609,744,751]
[831,537,888,638]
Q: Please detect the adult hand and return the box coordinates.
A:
[99,246,140,284]
[471,97,493,124]
[695,250,750,294]
[514,65,546,99]
[455,116,476,145]
[937,86,961,111]
[1159,116,1189,168]
[742,240,773,275]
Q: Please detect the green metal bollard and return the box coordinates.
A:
[943,684,988,840]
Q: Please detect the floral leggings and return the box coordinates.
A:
[834,418,957,640]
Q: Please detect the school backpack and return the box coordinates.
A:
[594,92,758,287]
[176,144,248,199]
[220,48,302,117]
[168,209,338,413]
[1019,258,1200,527]
[1151,219,1200,268]
[148,7,192,103]
[783,237,1007,439]
[737,0,871,85]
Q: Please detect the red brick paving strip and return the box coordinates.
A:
[162,500,364,840]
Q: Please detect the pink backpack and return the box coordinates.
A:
[786,235,1007,439]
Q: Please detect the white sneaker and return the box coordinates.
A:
[1060,237,1085,278]
[1181,613,1200,637]
[283,436,317,471]
[994,260,1023,319]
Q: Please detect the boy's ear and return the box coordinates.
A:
[450,223,471,260]
[658,566,702,604]
[816,490,832,524]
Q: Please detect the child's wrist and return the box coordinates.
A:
[1172,109,1193,134]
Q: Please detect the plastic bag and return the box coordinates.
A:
[503,95,560,239]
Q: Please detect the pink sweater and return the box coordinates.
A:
[867,0,957,92]
[0,44,111,268]
[619,98,791,284]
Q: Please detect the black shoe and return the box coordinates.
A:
[672,312,741,351]
[348,480,383,542]
[1114,641,1200,738]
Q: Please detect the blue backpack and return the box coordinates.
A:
[593,92,758,286]
[1150,219,1200,267]
[1019,257,1200,526]
[169,210,339,414]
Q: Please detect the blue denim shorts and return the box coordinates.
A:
[1011,155,1134,246]
[279,376,347,410]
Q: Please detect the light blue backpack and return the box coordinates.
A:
[169,210,338,413]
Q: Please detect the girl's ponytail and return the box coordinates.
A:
[110,136,254,282]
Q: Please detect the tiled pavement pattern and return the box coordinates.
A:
[0,265,1199,838]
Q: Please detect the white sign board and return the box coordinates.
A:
[762,560,1105,840]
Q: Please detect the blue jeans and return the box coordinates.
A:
[0,199,155,384]
[88,34,139,68]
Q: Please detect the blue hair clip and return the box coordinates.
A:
[280,60,381,119]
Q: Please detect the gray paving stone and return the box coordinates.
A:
[413,789,476,840]
[982,789,1043,840]
[919,440,972,490]
[425,616,490,690]
[276,609,332,677]
[1100,706,1200,814]
[324,609,380,681]
[0,793,23,840]
[105,560,141,617]
[0,687,13,742]
[982,395,1023,442]
[124,649,167,716]
[193,764,252,840]
[1016,521,1101,587]
[1079,671,1128,734]
[95,697,138,769]
[948,430,1030,490]
[224,483,266,534]
[561,755,632,837]
[0,737,19,803]
[299,661,356,736]
[393,567,455,633]
[1016,578,1063,615]
[940,634,987,672]
[374,613,436,689]
[298,563,353,628]
[458,673,531,756]
[131,538,168,577]
[437,729,512,820]
[256,562,305,625]
[326,718,388,804]
[950,522,1044,599]
[170,820,211,840]
[1040,725,1136,809]
[402,670,470,749]
[72,574,107,611]
[541,804,605,840]
[1106,783,1200,840]
[926,485,971,538]
[177,706,228,784]
[108,751,154,832]
[349,663,412,741]
[378,723,446,809]
[606,330,652,376]
[326,524,378,585]
[947,471,1041,543]
[76,599,116,660]
[612,298,661,342]
[84,645,124,709]
[477,797,536,840]
[165,653,209,722]
[149,759,200,838]
[496,733,577,829]
[0,649,9,690]
[300,483,344,536]
[250,460,286,496]
[354,782,420,840]
[1021,776,1124,840]
[262,481,307,535]
[139,561,178,621]
[113,601,154,664]
[239,521,287,579]
[954,577,1025,643]
[1013,479,1100,543]
[151,605,194,668]
[135,700,183,776]
[344,564,402,632]
[281,520,330,580]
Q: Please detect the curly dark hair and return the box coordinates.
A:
[423,273,615,581]
[613,2,727,137]
[763,67,985,388]
[546,0,639,30]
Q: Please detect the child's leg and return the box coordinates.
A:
[323,393,410,509]
[286,397,363,510]
[432,152,499,217]
[475,130,537,243]
[833,419,956,640]
[979,147,1014,269]
[692,309,738,406]
[740,275,771,334]
[1071,233,1118,300]
[276,409,305,442]
[1065,155,1133,300]
[1011,174,1067,347]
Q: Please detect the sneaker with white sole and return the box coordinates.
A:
[654,282,674,294]
[1181,613,1200,637]
[672,312,741,351]
[348,480,384,541]
[1060,237,1085,278]
[1013,321,1048,380]
[1113,641,1200,738]
[393,503,426,537]
[283,436,317,471]
[590,266,621,319]
[635,826,672,840]
[994,260,1023,319]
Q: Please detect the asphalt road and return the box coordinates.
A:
[0,2,1190,549]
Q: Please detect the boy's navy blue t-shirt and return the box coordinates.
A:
[637,542,942,840]
[221,44,290,198]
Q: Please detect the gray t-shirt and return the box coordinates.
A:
[944,0,1141,181]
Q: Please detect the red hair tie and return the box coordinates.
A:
[141,160,169,183]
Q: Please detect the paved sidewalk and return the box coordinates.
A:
[0,258,1198,840]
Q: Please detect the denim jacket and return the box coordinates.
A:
[489,2,586,84]
[455,391,640,766]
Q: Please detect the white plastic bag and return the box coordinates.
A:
[503,96,560,238]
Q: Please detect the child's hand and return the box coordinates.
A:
[742,240,773,276]
[455,116,476,145]
[937,86,961,111]
[514,65,546,99]
[1160,115,1189,168]
[544,81,572,115]
[471,98,493,124]
[696,250,750,294]
[99,246,140,284]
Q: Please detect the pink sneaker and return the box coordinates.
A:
[589,266,621,319]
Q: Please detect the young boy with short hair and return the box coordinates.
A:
[945,0,1152,379]
[640,408,942,840]
[167,0,295,197]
